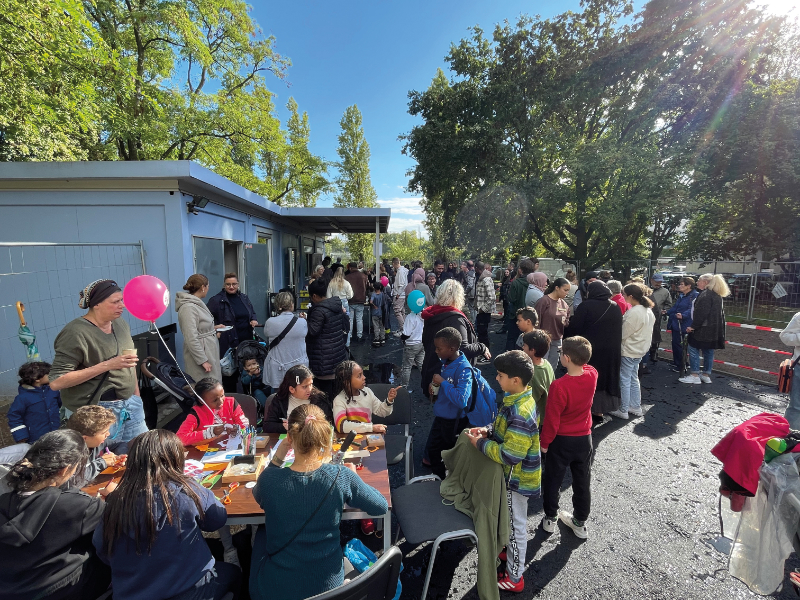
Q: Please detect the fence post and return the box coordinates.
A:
[746,271,756,321]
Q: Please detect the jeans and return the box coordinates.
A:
[671,330,684,368]
[349,302,365,340]
[392,295,406,329]
[688,345,715,375]
[476,312,491,346]
[784,362,800,429]
[505,491,529,583]
[546,340,562,370]
[98,394,149,444]
[401,343,425,387]
[542,434,592,523]
[167,562,241,600]
[372,315,385,342]
[619,356,642,413]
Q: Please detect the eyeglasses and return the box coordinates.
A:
[224,282,239,288]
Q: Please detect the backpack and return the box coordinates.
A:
[462,366,498,427]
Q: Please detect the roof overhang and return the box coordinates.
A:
[0,161,390,234]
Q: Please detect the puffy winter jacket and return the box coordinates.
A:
[666,290,699,334]
[420,305,487,398]
[7,385,61,443]
[306,297,349,377]
[176,396,249,446]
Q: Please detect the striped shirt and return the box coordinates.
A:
[332,387,394,433]
[477,387,541,497]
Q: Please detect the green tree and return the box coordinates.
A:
[0,0,108,160]
[381,230,432,265]
[403,0,786,269]
[334,105,379,262]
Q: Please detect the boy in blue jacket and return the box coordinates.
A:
[7,362,61,443]
[426,327,473,479]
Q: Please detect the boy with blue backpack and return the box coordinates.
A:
[427,327,497,479]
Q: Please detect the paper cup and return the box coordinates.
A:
[122,348,137,356]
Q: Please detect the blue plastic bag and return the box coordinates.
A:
[344,539,402,599]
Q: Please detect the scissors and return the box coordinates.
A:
[219,482,240,505]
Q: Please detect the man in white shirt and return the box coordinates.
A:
[392,257,408,333]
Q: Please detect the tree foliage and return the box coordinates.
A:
[0,0,330,206]
[334,105,379,262]
[403,0,797,267]
[381,230,433,265]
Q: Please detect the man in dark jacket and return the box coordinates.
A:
[306,278,349,399]
[506,258,538,350]
[345,262,369,342]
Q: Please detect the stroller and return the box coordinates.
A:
[236,338,270,415]
[140,356,197,413]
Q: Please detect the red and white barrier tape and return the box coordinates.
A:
[726,322,784,333]
[661,330,791,356]
[657,347,779,376]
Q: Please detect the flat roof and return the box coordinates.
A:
[0,161,390,234]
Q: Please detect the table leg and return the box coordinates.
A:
[382,511,391,553]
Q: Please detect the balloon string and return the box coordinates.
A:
[149,322,205,403]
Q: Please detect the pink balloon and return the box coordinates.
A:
[380,276,389,288]
[124,275,170,322]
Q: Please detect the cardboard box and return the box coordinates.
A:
[221,454,266,483]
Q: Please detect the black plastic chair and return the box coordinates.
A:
[306,546,402,600]
[392,475,478,599]
[370,384,413,484]
[228,393,258,427]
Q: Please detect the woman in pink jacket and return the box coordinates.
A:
[177,377,249,447]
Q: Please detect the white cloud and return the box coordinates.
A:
[387,217,428,236]
[378,197,424,215]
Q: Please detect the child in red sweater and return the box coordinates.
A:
[176,377,249,447]
[540,336,597,540]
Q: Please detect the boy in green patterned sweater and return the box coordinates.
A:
[467,350,540,593]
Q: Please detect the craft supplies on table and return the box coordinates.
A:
[221,454,267,483]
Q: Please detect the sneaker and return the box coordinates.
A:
[670,365,682,373]
[360,519,376,536]
[380,340,386,346]
[628,408,643,418]
[609,409,629,420]
[679,374,702,385]
[393,331,403,338]
[372,341,381,348]
[700,374,712,384]
[558,510,588,539]
[223,547,241,568]
[497,572,524,593]
[542,515,557,533]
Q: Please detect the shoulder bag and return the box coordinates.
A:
[267,316,299,353]
[778,354,800,394]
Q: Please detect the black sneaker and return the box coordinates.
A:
[372,341,381,348]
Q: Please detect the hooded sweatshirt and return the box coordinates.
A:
[0,487,105,598]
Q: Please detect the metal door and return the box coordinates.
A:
[193,237,225,298]
[245,240,271,324]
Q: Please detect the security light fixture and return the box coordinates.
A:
[187,195,209,215]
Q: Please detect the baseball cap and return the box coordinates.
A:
[652,273,664,282]
[585,271,599,280]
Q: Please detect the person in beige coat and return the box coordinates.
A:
[175,274,223,383]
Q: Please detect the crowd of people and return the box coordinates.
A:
[2,253,775,600]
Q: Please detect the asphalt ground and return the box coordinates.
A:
[349,315,800,600]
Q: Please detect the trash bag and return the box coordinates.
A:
[343,539,402,600]
[729,453,800,594]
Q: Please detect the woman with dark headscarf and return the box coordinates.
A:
[565,281,623,419]
[49,279,149,443]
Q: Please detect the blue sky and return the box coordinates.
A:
[252,0,795,236]
[251,0,583,235]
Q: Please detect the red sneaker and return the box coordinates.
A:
[498,547,507,562]
[360,519,376,535]
[497,572,524,592]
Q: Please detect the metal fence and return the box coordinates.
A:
[0,242,146,398]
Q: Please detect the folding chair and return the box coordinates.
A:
[228,393,258,427]
[370,384,413,484]
[306,546,402,600]
[392,475,478,599]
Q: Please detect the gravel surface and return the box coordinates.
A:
[350,318,799,600]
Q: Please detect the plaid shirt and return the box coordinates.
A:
[475,274,495,314]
